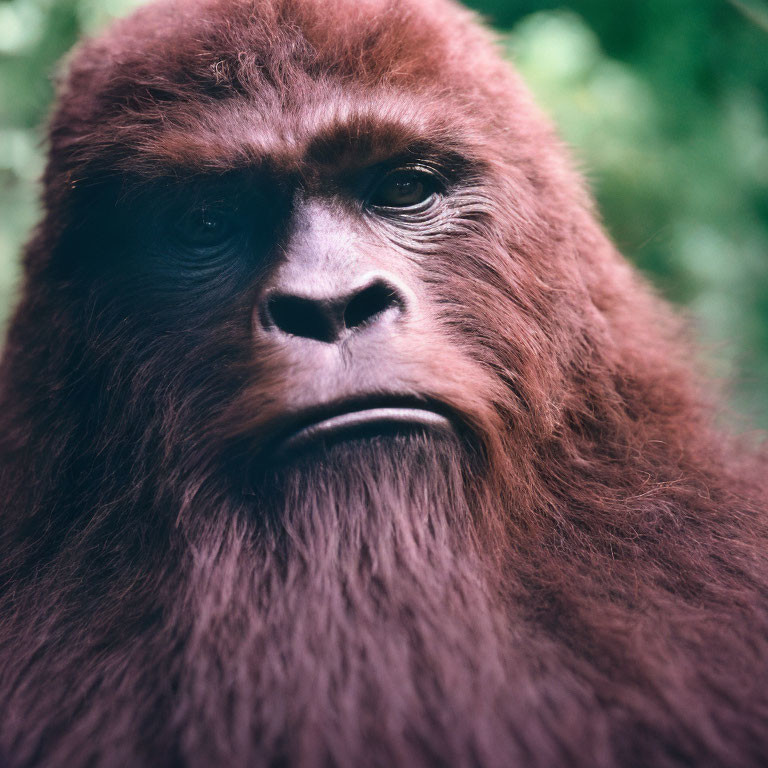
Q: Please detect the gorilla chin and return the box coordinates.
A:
[255,430,470,508]
[244,396,472,520]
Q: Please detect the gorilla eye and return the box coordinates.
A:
[174,206,238,248]
[369,169,440,209]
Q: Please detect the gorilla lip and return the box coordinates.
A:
[271,396,455,456]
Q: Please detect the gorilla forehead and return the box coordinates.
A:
[50,0,515,180]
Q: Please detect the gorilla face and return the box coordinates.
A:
[66,78,527,502]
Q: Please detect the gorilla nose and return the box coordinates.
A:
[259,277,408,343]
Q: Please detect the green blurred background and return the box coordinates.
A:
[1,0,767,424]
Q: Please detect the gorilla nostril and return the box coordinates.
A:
[265,294,338,343]
[260,279,407,344]
[343,280,404,331]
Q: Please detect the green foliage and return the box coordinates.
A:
[496,4,768,426]
[1,0,767,424]
[0,0,145,310]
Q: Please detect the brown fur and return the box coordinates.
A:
[1,0,767,766]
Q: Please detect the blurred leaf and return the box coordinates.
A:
[727,0,768,33]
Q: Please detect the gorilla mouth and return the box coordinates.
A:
[271,396,456,457]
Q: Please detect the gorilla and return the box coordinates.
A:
[0,0,766,766]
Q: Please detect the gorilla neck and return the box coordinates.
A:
[170,435,518,766]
